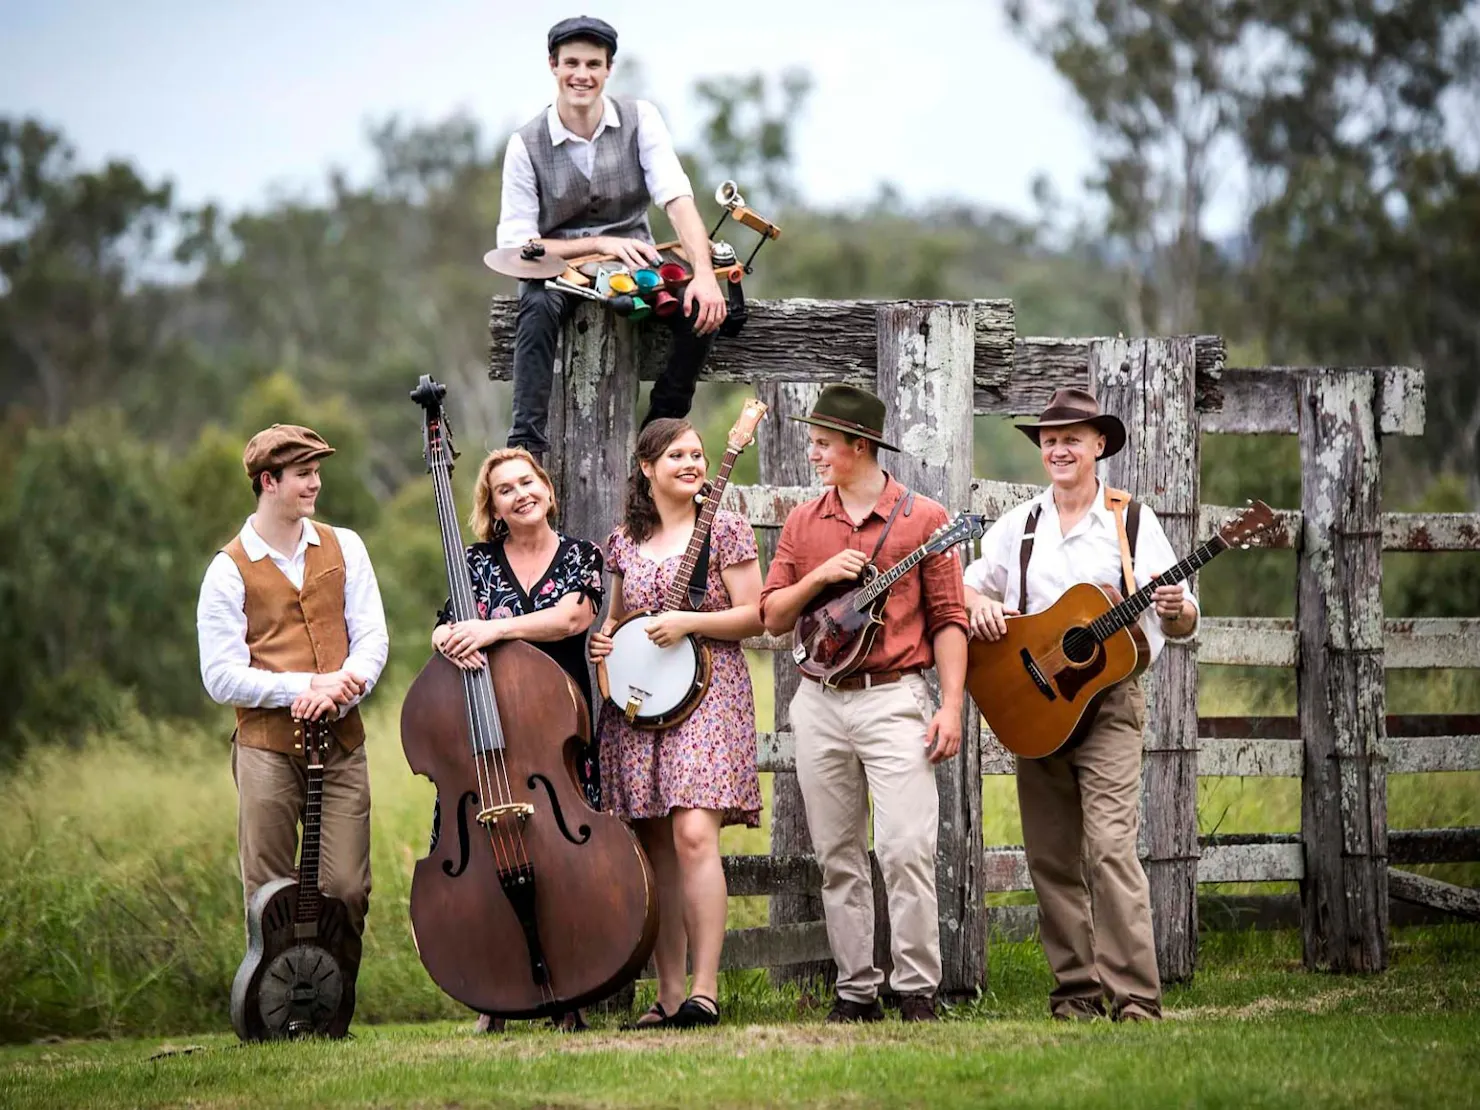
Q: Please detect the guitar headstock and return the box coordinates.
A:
[926,512,989,554]
[300,718,330,770]
[1217,499,1280,549]
[726,398,769,452]
[411,374,457,473]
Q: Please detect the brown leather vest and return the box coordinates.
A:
[222,523,366,754]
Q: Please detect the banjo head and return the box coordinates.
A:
[258,944,345,1038]
[602,615,706,727]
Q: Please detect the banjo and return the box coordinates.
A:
[598,399,768,729]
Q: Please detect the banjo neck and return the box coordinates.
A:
[659,445,741,612]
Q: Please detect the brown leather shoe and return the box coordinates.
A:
[1113,1006,1161,1023]
[825,996,884,1024]
[1051,998,1107,1022]
[898,993,939,1022]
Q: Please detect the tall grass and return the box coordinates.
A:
[2,657,1475,1042]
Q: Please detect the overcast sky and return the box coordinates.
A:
[0,0,1129,219]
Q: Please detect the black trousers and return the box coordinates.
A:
[507,280,715,455]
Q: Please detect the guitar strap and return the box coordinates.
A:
[868,488,915,563]
[1017,504,1043,614]
[1104,486,1142,596]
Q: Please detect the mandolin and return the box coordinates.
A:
[598,398,767,728]
[230,718,360,1041]
[793,512,987,687]
[965,500,1279,759]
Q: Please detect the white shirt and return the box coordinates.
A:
[495,96,693,248]
[197,518,389,713]
[962,482,1199,664]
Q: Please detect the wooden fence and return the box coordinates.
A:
[488,296,1480,993]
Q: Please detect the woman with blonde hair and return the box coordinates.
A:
[430,446,604,1032]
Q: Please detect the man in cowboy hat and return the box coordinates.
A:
[196,424,389,945]
[760,385,969,1024]
[496,15,728,462]
[962,387,1198,1023]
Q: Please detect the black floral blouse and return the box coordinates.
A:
[435,533,605,807]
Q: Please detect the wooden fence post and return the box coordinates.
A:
[1297,369,1388,972]
[1094,336,1201,984]
[550,303,643,541]
[757,381,833,990]
[875,301,985,998]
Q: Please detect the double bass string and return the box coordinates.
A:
[429,440,528,874]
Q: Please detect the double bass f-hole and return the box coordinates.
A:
[442,790,479,879]
[527,773,592,846]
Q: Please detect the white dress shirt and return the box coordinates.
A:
[962,482,1199,665]
[496,96,693,248]
[197,517,389,713]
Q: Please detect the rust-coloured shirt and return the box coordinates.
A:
[760,474,968,674]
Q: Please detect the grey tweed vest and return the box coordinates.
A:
[518,96,654,244]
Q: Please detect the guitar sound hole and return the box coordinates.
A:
[1062,627,1097,664]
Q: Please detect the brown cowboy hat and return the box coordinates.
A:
[1015,387,1126,460]
[789,384,900,452]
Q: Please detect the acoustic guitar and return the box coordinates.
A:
[793,512,987,687]
[965,500,1278,759]
[598,398,767,728]
[230,719,361,1040]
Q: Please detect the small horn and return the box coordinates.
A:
[714,180,743,209]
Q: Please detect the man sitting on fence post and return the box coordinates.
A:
[496,15,728,463]
[961,388,1198,1023]
[759,385,969,1024]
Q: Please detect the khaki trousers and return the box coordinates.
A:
[232,741,372,936]
[1015,680,1160,1019]
[791,674,941,1000]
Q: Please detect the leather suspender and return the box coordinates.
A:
[1018,504,1042,613]
[1017,489,1141,609]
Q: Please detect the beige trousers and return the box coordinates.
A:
[1015,680,1160,1019]
[232,741,372,936]
[791,674,941,1000]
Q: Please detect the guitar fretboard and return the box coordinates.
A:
[1088,535,1228,641]
[294,745,324,925]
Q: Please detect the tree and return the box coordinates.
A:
[0,118,179,426]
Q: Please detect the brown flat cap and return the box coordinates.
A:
[242,424,336,478]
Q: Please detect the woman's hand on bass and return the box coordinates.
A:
[434,620,496,669]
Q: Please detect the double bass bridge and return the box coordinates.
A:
[477,802,534,828]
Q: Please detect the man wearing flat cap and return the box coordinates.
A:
[759,386,969,1024]
[496,15,728,461]
[196,424,389,946]
[961,388,1199,1024]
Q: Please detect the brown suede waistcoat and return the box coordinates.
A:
[222,523,365,754]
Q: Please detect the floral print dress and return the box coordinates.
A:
[598,508,762,828]
[436,533,604,806]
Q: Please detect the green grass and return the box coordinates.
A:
[0,656,1475,1043]
[3,928,1479,1109]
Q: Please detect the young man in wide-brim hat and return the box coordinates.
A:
[961,387,1198,1023]
[496,15,728,462]
[759,385,969,1024]
[196,425,389,964]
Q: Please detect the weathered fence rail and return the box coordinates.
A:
[488,292,1478,993]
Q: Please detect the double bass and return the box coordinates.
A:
[401,376,657,1018]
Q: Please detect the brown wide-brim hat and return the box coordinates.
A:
[1015,387,1126,460]
[789,384,900,452]
[242,424,336,478]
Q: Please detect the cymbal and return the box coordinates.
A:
[482,245,567,280]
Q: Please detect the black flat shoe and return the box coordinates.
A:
[668,995,720,1029]
[626,1002,672,1030]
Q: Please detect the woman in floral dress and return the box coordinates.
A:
[589,418,764,1030]
[432,446,603,1032]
